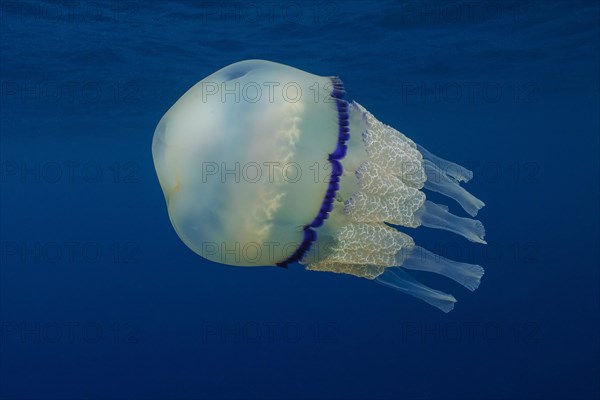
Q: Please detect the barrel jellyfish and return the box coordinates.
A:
[152,60,486,312]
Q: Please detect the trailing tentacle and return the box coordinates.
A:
[303,101,486,311]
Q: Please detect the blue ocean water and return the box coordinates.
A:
[0,1,599,399]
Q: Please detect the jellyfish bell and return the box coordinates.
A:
[153,59,486,312]
[153,60,343,266]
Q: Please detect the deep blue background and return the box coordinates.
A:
[1,1,599,399]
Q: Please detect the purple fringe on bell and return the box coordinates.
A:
[277,77,349,268]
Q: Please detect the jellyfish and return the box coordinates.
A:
[152,60,486,312]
